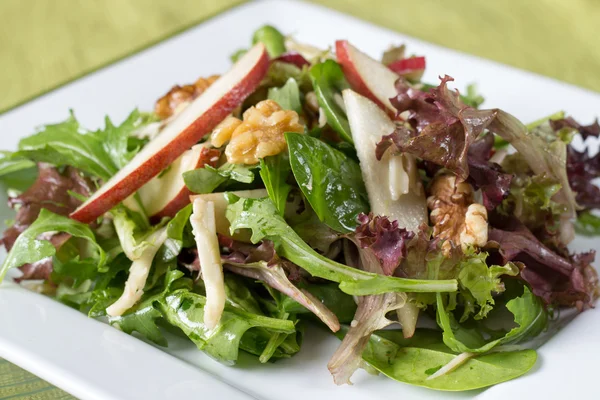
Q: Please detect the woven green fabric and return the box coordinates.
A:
[1,0,599,398]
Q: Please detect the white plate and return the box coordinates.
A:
[0,1,598,399]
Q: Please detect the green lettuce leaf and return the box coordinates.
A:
[457,250,519,320]
[286,133,369,232]
[0,208,107,282]
[437,285,548,354]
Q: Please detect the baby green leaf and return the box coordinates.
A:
[309,60,352,142]
[259,153,291,215]
[268,78,302,113]
[350,328,537,391]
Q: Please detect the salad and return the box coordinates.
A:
[0,25,599,392]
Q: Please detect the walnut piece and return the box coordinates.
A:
[224,99,304,164]
[211,115,243,147]
[427,174,488,252]
[154,75,220,119]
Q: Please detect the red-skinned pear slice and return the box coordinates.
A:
[71,43,269,223]
[138,144,220,223]
[343,89,427,231]
[336,40,399,115]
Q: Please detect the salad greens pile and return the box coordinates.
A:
[1,25,599,392]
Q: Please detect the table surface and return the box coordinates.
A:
[1,0,598,398]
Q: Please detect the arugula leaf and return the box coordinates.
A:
[223,274,264,315]
[108,270,191,346]
[225,195,457,295]
[437,286,548,353]
[267,78,302,113]
[0,209,106,282]
[157,288,296,364]
[286,133,369,232]
[259,153,291,216]
[17,113,115,180]
[15,110,153,180]
[575,211,600,236]
[110,302,167,346]
[0,151,35,177]
[101,110,153,169]
[309,60,353,142]
[345,328,537,391]
[183,163,255,194]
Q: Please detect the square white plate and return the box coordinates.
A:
[0,1,598,399]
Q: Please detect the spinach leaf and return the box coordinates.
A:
[225,195,457,295]
[267,78,302,113]
[346,328,537,391]
[309,60,353,142]
[183,163,255,194]
[259,153,291,215]
[437,286,548,353]
[252,25,286,58]
[286,133,368,232]
[575,211,600,236]
[0,209,107,282]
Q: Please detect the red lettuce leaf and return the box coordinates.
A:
[1,163,93,281]
[487,215,598,309]
[378,76,497,181]
[550,117,600,141]
[466,133,513,210]
[273,52,311,69]
[354,213,414,276]
[566,145,600,210]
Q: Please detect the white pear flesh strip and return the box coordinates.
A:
[106,227,168,317]
[190,189,267,242]
[190,197,225,330]
[343,89,427,231]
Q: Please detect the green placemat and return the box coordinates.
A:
[1,0,599,398]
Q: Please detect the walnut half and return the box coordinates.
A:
[223,100,304,165]
[427,174,488,253]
